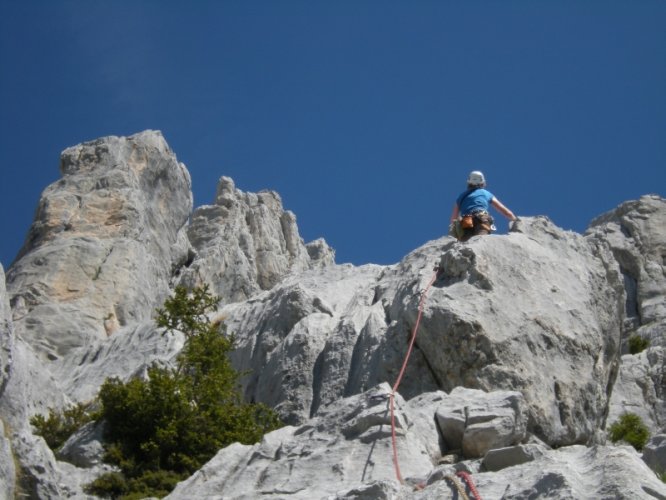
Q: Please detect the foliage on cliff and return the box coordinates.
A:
[87,285,281,499]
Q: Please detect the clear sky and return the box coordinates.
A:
[1,1,665,268]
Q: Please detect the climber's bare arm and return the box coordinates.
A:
[491,198,516,221]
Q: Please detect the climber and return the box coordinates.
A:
[449,170,517,242]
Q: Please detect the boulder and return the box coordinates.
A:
[434,387,527,458]
[58,420,106,468]
[481,443,547,472]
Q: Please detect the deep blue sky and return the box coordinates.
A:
[1,1,665,268]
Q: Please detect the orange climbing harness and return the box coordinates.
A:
[388,266,482,499]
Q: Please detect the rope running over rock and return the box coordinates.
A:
[457,471,483,499]
[388,266,483,500]
[444,474,470,500]
[389,269,438,483]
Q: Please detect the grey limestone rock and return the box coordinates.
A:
[166,384,436,500]
[51,321,185,403]
[1,129,665,499]
[587,195,666,433]
[434,386,527,458]
[6,130,193,362]
[481,443,547,472]
[643,434,666,475]
[178,176,334,304]
[0,419,15,500]
[416,444,666,500]
[224,215,624,448]
[608,349,666,433]
[586,195,666,335]
[164,384,666,500]
[57,420,105,468]
[0,264,15,500]
[0,264,11,400]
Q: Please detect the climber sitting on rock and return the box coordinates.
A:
[449,170,517,242]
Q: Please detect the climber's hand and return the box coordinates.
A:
[509,217,521,232]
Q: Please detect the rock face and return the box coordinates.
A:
[179,176,334,304]
[223,216,624,448]
[6,130,193,361]
[587,195,666,432]
[0,131,664,499]
[166,383,666,500]
[0,264,16,500]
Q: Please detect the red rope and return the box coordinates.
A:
[457,471,483,500]
[389,270,438,484]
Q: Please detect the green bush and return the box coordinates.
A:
[628,334,650,354]
[84,471,129,498]
[88,285,282,499]
[30,402,97,451]
[608,413,650,451]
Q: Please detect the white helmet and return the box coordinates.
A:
[467,170,486,186]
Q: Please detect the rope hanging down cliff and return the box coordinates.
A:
[388,266,482,500]
[389,268,437,483]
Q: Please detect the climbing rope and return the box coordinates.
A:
[388,265,483,500]
[389,269,439,484]
[457,471,482,500]
[444,475,470,500]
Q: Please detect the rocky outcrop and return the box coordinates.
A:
[6,130,193,362]
[587,195,666,432]
[166,383,666,500]
[1,130,664,498]
[223,216,624,448]
[586,195,666,342]
[178,176,334,304]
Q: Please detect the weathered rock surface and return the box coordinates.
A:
[1,131,664,499]
[434,386,527,458]
[167,383,436,499]
[6,130,193,362]
[419,444,666,500]
[178,176,334,304]
[223,216,624,448]
[0,264,16,500]
[165,383,666,500]
[608,349,666,433]
[643,434,666,476]
[587,195,666,433]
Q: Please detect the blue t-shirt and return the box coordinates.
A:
[457,188,494,215]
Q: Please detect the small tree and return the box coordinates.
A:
[31,402,97,451]
[608,413,650,451]
[88,285,281,499]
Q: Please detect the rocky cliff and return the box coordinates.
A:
[0,131,664,499]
